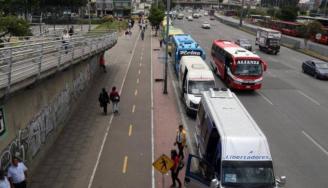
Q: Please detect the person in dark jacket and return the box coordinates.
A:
[110,86,120,113]
[99,88,110,115]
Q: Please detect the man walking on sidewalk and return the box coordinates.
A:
[7,157,28,188]
[99,88,110,115]
[110,86,120,113]
[174,124,186,160]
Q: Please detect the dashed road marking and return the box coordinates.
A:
[258,92,273,105]
[132,105,136,113]
[136,78,139,84]
[302,131,328,156]
[129,124,133,136]
[297,90,320,106]
[122,156,128,174]
[138,69,141,75]
[140,63,142,67]
[134,89,138,96]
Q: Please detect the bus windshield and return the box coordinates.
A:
[222,161,275,187]
[188,81,215,95]
[235,59,262,76]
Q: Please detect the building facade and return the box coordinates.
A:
[96,0,131,16]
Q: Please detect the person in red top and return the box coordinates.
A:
[110,86,120,113]
[170,150,182,188]
[99,53,106,73]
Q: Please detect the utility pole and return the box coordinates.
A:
[88,0,91,31]
[163,0,170,94]
[239,0,245,27]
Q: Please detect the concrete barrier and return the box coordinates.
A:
[308,43,328,57]
[0,53,102,172]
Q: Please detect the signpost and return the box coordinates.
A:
[153,154,174,188]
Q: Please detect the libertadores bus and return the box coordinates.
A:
[184,88,286,188]
[171,34,206,73]
[210,40,267,90]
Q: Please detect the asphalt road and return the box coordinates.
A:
[173,16,328,188]
[90,29,152,187]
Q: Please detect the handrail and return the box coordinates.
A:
[0,32,117,96]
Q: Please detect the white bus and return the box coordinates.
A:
[184,88,286,188]
[178,56,215,115]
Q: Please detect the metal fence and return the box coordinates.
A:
[0,32,117,95]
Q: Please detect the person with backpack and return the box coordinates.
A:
[98,88,110,115]
[110,86,120,113]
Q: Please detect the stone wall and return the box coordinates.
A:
[0,54,101,171]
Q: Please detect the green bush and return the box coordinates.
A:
[0,16,31,37]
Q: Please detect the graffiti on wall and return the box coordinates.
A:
[0,63,94,169]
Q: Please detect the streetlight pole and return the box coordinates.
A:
[239,0,245,27]
[163,0,170,94]
[88,0,91,31]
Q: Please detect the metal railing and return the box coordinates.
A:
[0,31,117,95]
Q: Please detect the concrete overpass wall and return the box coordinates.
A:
[0,54,101,171]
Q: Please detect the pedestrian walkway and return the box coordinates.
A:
[30,26,140,188]
[152,32,188,187]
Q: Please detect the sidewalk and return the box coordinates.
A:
[152,33,188,187]
[29,26,140,188]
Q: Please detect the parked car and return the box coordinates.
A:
[187,16,193,21]
[210,16,215,20]
[302,60,328,79]
[201,22,211,29]
[204,12,208,16]
[235,39,252,51]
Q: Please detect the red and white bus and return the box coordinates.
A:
[211,40,267,90]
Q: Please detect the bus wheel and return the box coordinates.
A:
[274,51,278,55]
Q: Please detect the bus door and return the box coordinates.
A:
[185,155,217,188]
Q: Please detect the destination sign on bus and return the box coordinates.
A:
[236,60,260,65]
[179,50,202,56]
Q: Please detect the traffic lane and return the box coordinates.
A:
[238,91,328,188]
[91,33,151,187]
[175,18,328,187]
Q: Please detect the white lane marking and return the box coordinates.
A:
[302,131,328,156]
[88,30,141,188]
[138,69,141,75]
[136,78,139,84]
[134,89,138,96]
[258,92,273,105]
[150,32,155,188]
[140,63,142,67]
[297,90,320,106]
[132,105,136,113]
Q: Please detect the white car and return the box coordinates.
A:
[202,22,211,29]
[204,12,208,16]
[187,16,193,21]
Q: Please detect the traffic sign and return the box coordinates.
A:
[153,154,174,174]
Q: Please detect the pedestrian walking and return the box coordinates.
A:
[69,26,74,36]
[141,30,145,41]
[7,157,27,188]
[110,86,120,113]
[170,150,182,188]
[159,38,163,48]
[174,124,186,160]
[62,29,70,54]
[99,53,106,73]
[0,170,10,188]
[98,88,110,115]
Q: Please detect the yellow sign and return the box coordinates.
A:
[153,154,174,174]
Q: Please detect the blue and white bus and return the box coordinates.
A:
[171,34,206,74]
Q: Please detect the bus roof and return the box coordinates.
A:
[272,20,303,26]
[173,34,202,49]
[181,56,214,80]
[213,40,259,59]
[202,88,272,161]
[257,27,281,33]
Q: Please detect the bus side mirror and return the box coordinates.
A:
[276,176,286,187]
[210,178,219,188]
[263,61,268,72]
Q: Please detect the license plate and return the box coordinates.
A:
[246,86,251,89]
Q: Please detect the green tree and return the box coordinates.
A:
[0,16,31,38]
[277,6,298,21]
[148,4,164,36]
[299,21,323,48]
